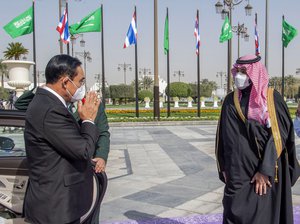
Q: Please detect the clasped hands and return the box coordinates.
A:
[78,91,100,122]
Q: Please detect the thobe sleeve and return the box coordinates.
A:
[216,102,227,183]
[94,103,110,162]
[257,135,276,178]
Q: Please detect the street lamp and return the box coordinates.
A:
[232,23,249,58]
[139,68,151,78]
[215,0,253,19]
[215,0,253,93]
[75,36,91,91]
[70,34,84,57]
[216,71,227,90]
[173,70,184,82]
[118,63,132,85]
[94,73,101,94]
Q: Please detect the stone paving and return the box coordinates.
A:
[100,124,300,223]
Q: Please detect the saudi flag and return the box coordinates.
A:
[282,19,298,48]
[70,8,101,35]
[3,6,33,38]
[164,12,169,55]
[219,15,232,43]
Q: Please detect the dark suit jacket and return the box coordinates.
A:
[24,88,100,224]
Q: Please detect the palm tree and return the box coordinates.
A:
[141,76,154,90]
[3,42,29,60]
[0,59,8,88]
[285,75,296,98]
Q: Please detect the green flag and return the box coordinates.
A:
[164,12,169,55]
[3,6,33,38]
[70,8,101,35]
[219,15,232,43]
[282,19,298,48]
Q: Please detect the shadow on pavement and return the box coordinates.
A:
[124,210,185,224]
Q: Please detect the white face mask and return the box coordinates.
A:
[234,72,250,90]
[66,78,86,103]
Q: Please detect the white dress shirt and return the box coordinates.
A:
[42,86,94,124]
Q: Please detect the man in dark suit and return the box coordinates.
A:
[24,55,100,224]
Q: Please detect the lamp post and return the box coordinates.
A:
[173,70,184,82]
[139,68,151,78]
[75,37,92,91]
[139,68,152,90]
[216,71,227,90]
[37,71,45,87]
[94,73,101,94]
[70,34,84,57]
[215,0,253,93]
[232,23,249,58]
[118,63,132,85]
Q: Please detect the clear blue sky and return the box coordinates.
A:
[0,0,300,88]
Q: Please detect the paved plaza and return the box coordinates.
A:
[100,123,300,223]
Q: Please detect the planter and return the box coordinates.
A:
[145,101,150,108]
[174,101,179,108]
[1,60,35,97]
[159,101,163,108]
[187,101,193,108]
[201,101,206,108]
[213,101,218,108]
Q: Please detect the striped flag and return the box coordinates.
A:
[194,14,200,55]
[123,11,137,48]
[255,17,260,56]
[56,9,70,44]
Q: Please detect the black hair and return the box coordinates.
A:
[45,54,82,84]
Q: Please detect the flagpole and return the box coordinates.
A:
[154,0,160,120]
[228,9,232,93]
[166,8,170,117]
[59,0,63,54]
[255,13,257,55]
[134,6,139,118]
[101,5,106,107]
[265,0,269,69]
[282,15,285,97]
[32,0,37,88]
[197,9,201,117]
[66,0,70,55]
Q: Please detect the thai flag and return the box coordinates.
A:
[56,9,70,44]
[255,21,260,56]
[194,15,200,55]
[123,12,137,48]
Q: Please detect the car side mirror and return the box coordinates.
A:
[0,137,15,151]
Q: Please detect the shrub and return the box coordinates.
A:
[139,90,153,101]
[166,82,191,98]
[110,84,134,104]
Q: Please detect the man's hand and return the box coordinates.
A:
[92,158,106,173]
[250,172,272,195]
[77,91,100,122]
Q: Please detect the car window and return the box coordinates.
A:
[0,126,25,157]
